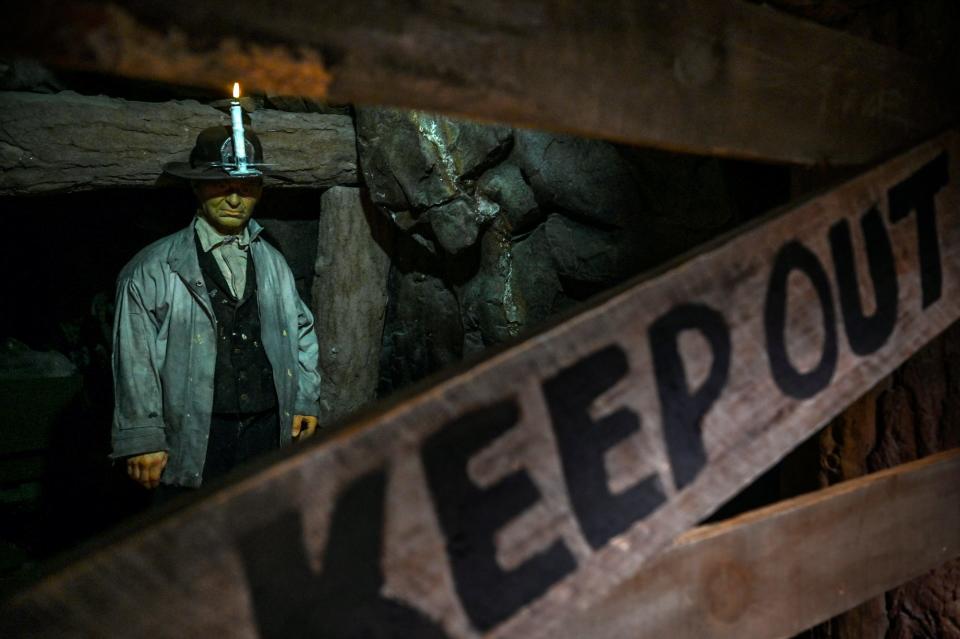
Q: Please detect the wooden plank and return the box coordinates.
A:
[2,130,960,639]
[557,449,960,639]
[4,0,956,165]
[0,91,358,195]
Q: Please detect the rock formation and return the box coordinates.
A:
[355,106,736,391]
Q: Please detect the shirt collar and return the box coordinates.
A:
[194,215,261,252]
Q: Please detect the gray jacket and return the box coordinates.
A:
[111,219,321,487]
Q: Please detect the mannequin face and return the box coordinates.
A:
[193,179,263,235]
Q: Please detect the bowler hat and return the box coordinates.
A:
[162,126,291,181]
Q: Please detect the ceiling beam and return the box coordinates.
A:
[3,0,956,165]
[0,91,357,195]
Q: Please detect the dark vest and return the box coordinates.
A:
[196,233,278,415]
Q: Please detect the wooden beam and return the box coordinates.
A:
[2,131,959,638]
[0,91,357,196]
[313,186,392,423]
[557,449,960,639]
[4,1,956,165]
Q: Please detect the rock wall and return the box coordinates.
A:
[356,107,738,392]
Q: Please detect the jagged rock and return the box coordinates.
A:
[359,111,742,395]
[476,162,541,231]
[543,213,632,284]
[355,107,512,254]
[460,219,523,353]
[378,268,463,393]
[420,115,512,180]
[356,107,442,211]
[511,225,569,326]
[427,196,500,254]
[355,107,458,211]
[459,211,625,356]
[511,129,643,227]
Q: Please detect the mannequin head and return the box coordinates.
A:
[193,179,263,235]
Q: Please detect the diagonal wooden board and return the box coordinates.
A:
[2,130,959,638]
[557,449,960,639]
[3,0,956,165]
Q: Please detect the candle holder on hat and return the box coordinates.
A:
[227,82,259,177]
[162,82,291,183]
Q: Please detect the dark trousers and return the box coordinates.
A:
[155,408,279,504]
[202,408,280,483]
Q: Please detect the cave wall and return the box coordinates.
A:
[356,107,749,393]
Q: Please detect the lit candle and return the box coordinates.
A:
[230,82,247,170]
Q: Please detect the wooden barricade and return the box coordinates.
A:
[2,126,959,638]
[559,449,960,639]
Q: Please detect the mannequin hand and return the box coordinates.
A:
[126,451,169,489]
[292,415,318,441]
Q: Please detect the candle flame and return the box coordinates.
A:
[233,82,240,98]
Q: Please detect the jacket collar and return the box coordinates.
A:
[194,216,265,253]
[168,218,264,280]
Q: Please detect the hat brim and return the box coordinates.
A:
[162,162,294,182]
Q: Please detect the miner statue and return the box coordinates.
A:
[111,122,321,496]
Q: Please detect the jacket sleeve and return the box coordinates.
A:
[110,276,168,458]
[294,293,322,417]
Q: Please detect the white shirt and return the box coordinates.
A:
[194,216,252,298]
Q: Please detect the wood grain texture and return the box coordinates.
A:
[313,187,393,423]
[799,322,960,637]
[4,1,956,165]
[1,131,959,638]
[0,91,358,195]
[556,449,960,639]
